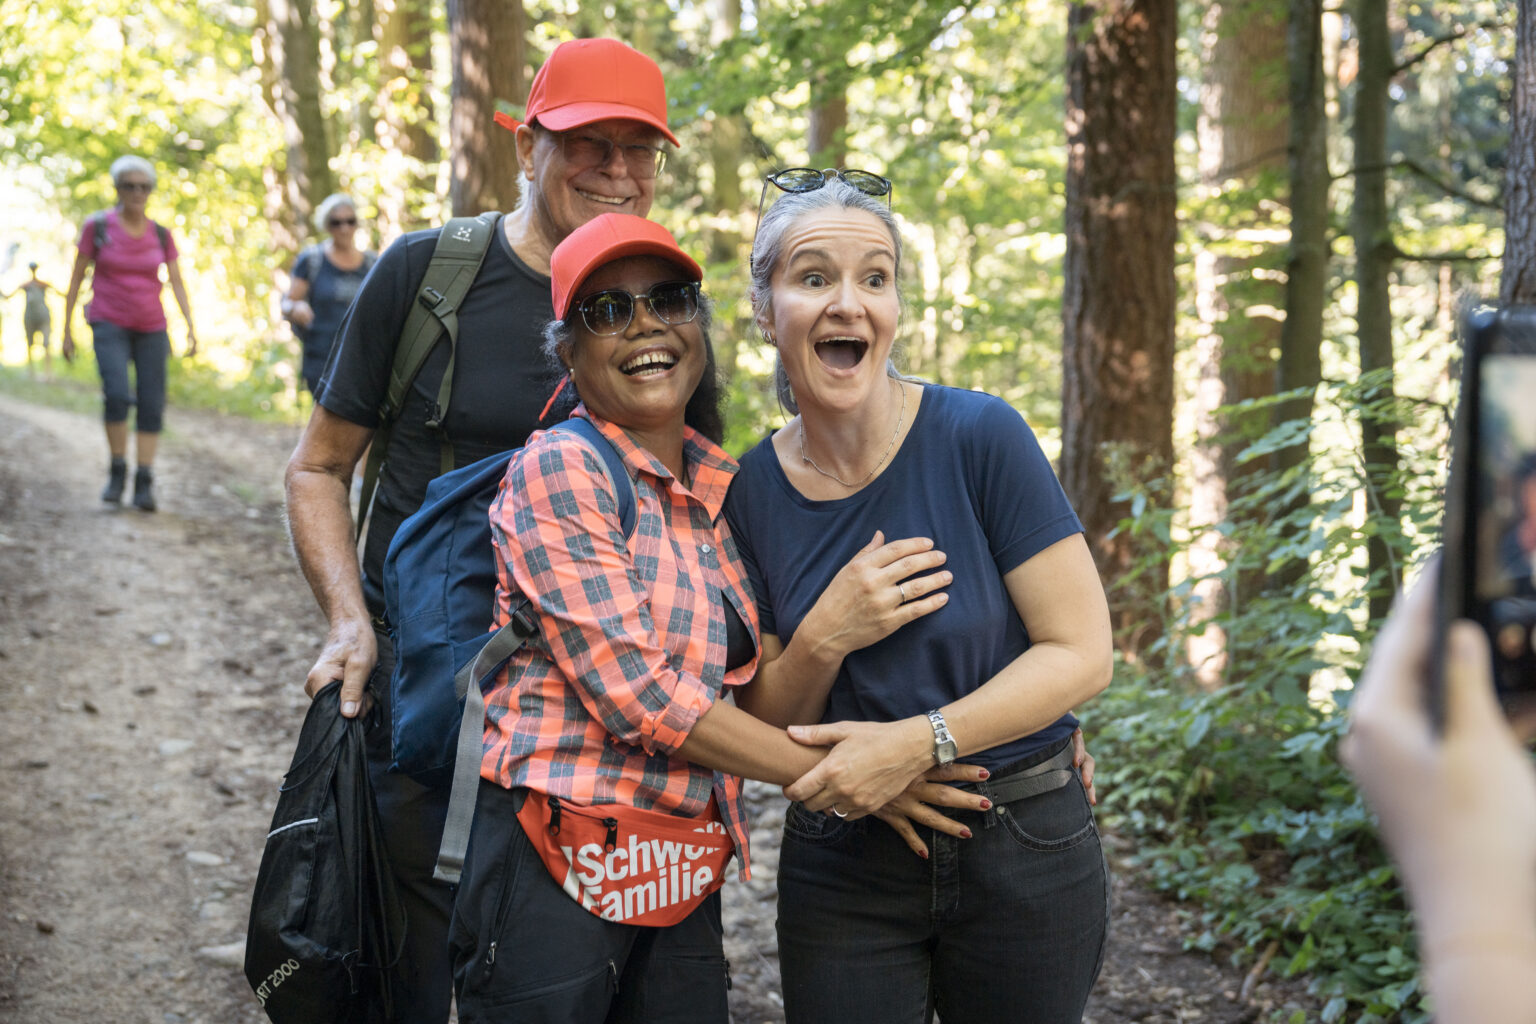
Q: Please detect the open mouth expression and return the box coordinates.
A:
[814,337,869,370]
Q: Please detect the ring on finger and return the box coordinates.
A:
[831,806,848,818]
[897,581,908,603]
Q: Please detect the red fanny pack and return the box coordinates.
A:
[516,791,733,927]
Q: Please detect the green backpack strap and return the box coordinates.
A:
[356,211,501,530]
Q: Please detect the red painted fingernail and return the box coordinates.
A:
[960,828,973,839]
[977,769,990,780]
[920,849,929,859]
[979,799,992,810]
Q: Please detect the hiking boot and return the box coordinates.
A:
[101,457,128,505]
[132,466,157,512]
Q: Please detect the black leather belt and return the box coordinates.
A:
[969,741,1077,806]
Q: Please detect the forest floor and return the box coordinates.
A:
[0,384,1329,1023]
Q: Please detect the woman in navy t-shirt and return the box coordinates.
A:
[725,175,1113,1024]
[282,193,377,394]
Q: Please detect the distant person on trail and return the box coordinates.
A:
[280,193,377,396]
[284,38,690,1022]
[1344,566,1536,1024]
[61,155,198,513]
[3,262,55,377]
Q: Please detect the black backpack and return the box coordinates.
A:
[245,681,407,1023]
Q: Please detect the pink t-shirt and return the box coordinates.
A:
[78,209,179,332]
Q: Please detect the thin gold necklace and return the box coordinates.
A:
[798,379,907,489]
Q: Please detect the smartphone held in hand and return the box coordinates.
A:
[1440,304,1536,725]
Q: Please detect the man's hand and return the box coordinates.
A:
[305,615,378,718]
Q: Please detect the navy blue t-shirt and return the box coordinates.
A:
[292,245,377,391]
[724,384,1084,770]
[316,223,557,618]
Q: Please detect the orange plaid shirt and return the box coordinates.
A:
[482,408,761,877]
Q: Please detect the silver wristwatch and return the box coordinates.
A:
[926,709,958,766]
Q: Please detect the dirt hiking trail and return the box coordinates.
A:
[0,390,1322,1023]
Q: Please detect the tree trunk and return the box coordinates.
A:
[708,0,749,382]
[252,0,303,259]
[1188,0,1289,685]
[1273,0,1329,574]
[448,0,526,216]
[807,85,848,167]
[1061,0,1178,658]
[377,0,440,233]
[1350,0,1401,624]
[336,0,379,144]
[1504,0,1536,304]
[261,0,336,235]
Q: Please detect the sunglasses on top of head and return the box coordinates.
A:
[572,281,701,336]
[752,167,892,261]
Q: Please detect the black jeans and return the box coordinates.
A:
[449,781,731,1024]
[365,625,455,1023]
[776,740,1109,1024]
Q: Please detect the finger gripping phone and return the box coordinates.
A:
[1440,304,1536,724]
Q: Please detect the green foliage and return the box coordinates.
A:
[1086,380,1455,1021]
[0,0,283,383]
[667,0,1072,442]
[0,343,305,425]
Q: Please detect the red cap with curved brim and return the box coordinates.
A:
[551,214,702,321]
[492,38,678,146]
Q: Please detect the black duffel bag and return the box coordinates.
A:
[245,681,406,1022]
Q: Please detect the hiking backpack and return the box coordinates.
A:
[380,416,637,884]
[356,211,502,529]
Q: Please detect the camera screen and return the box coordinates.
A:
[1474,353,1536,675]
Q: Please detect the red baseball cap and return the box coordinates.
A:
[492,38,678,146]
[551,214,702,320]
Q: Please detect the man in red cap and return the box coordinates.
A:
[284,38,679,1022]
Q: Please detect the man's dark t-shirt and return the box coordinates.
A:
[316,222,557,618]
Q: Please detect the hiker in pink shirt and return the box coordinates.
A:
[62,155,198,512]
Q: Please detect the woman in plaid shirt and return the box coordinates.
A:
[449,214,985,1023]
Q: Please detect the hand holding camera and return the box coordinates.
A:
[1347,568,1536,1023]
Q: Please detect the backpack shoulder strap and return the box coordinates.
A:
[557,417,638,538]
[356,211,501,530]
[90,213,171,261]
[432,417,636,885]
[293,244,319,279]
[90,212,108,255]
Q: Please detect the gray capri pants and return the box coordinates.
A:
[91,320,169,432]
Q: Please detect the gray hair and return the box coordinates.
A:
[749,178,905,413]
[110,155,157,189]
[314,193,359,233]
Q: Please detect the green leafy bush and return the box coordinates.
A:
[1085,382,1444,1022]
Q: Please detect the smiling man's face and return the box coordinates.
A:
[520,120,662,251]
